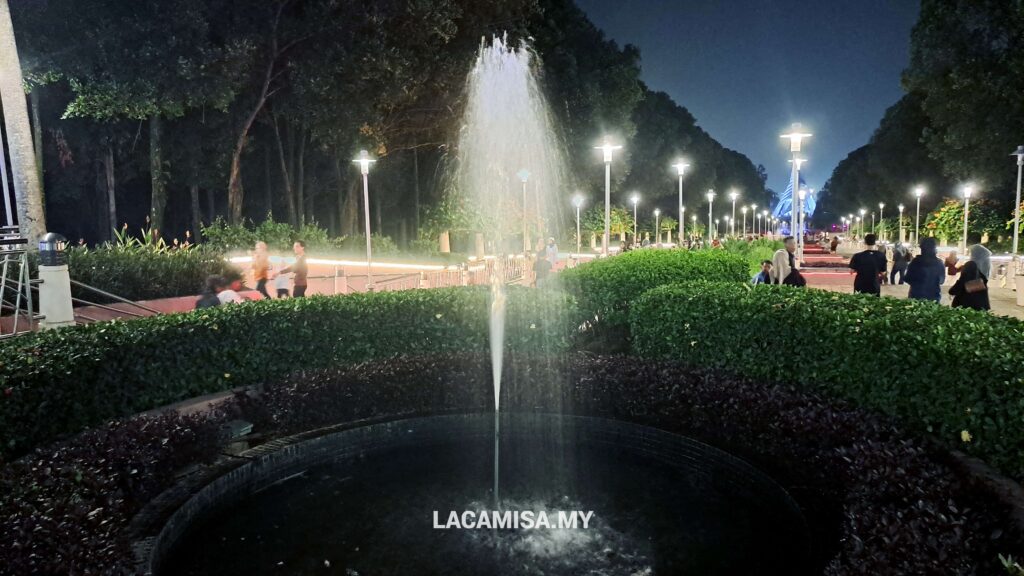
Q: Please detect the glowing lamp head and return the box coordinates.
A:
[751,203,758,211]
[630,193,640,206]
[353,149,376,175]
[655,208,661,216]
[516,168,531,183]
[914,186,925,198]
[729,190,739,201]
[742,206,748,214]
[672,160,690,177]
[572,194,584,208]
[595,138,622,163]
[859,208,866,216]
[963,184,975,199]
[1012,146,1024,162]
[898,204,904,212]
[762,210,768,217]
[797,188,807,201]
[706,190,716,202]
[781,123,813,153]
[691,215,697,222]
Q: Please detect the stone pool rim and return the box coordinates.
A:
[131,410,810,576]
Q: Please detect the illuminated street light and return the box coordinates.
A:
[913,186,925,246]
[353,149,376,290]
[706,190,716,243]
[729,190,739,237]
[1012,146,1024,268]
[673,160,690,244]
[961,184,975,252]
[517,169,531,255]
[572,194,585,260]
[859,208,867,240]
[654,208,661,245]
[782,123,812,256]
[878,202,886,242]
[631,193,640,245]
[751,203,759,235]
[595,137,622,256]
[741,206,748,237]
[897,204,905,242]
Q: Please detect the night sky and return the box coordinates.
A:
[575,0,920,199]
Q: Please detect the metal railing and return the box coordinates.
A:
[0,228,40,338]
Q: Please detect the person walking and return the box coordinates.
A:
[949,250,990,311]
[252,241,271,299]
[273,263,291,298]
[944,249,960,278]
[279,240,308,297]
[905,237,945,302]
[545,237,559,267]
[829,235,839,254]
[890,242,910,285]
[848,234,884,296]
[969,243,992,280]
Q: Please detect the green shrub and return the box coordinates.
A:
[0,287,574,460]
[559,249,749,328]
[202,217,400,257]
[721,238,783,275]
[32,245,241,303]
[630,281,1024,479]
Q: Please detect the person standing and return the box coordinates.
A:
[890,242,910,285]
[252,241,271,299]
[279,240,308,297]
[849,233,883,296]
[949,254,990,311]
[532,249,552,288]
[944,249,960,278]
[545,237,558,267]
[905,237,945,302]
[829,235,839,254]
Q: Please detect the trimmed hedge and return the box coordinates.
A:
[559,249,749,328]
[630,281,1024,479]
[0,287,574,461]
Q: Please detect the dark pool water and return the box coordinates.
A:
[163,414,809,576]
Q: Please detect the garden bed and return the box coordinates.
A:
[1,354,1019,574]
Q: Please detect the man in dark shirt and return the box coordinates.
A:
[849,234,883,296]
[533,250,552,288]
[279,240,308,297]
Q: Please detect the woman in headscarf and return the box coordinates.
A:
[968,243,992,280]
[949,244,991,311]
[905,237,945,302]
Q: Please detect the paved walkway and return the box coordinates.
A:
[802,242,1024,321]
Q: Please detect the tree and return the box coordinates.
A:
[924,198,1004,244]
[0,0,45,241]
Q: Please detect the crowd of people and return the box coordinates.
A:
[195,240,308,309]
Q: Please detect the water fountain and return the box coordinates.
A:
[155,35,810,576]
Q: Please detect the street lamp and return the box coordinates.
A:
[961,184,974,252]
[782,123,812,257]
[897,204,905,243]
[572,194,584,259]
[517,168,531,255]
[630,193,640,246]
[595,137,622,256]
[353,149,376,290]
[913,186,924,246]
[741,206,748,237]
[878,202,885,242]
[729,190,739,237]
[797,187,807,259]
[654,208,661,245]
[751,203,758,235]
[673,160,690,244]
[859,208,866,240]
[680,206,687,243]
[706,190,715,243]
[1012,146,1024,269]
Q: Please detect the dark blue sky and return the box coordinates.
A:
[575,0,920,197]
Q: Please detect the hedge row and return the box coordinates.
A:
[0,287,574,461]
[630,281,1024,479]
[559,249,749,329]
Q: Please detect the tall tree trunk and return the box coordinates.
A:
[296,128,306,225]
[342,179,358,236]
[270,113,296,225]
[104,145,116,240]
[189,183,201,242]
[29,87,41,187]
[0,0,45,240]
[227,5,284,223]
[206,189,215,223]
[149,114,166,234]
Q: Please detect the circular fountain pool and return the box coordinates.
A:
[156,413,809,575]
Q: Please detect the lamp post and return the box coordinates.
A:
[741,206,748,237]
[917,184,925,245]
[756,213,762,237]
[654,208,661,245]
[859,208,866,240]
[898,204,904,243]
[715,218,720,238]
[573,194,584,259]
[961,184,974,252]
[797,188,807,260]
[841,216,846,234]
[353,149,376,291]
[680,206,687,244]
[673,160,690,244]
[782,123,812,259]
[706,190,715,243]
[516,169,531,255]
[630,193,640,246]
[729,190,739,237]
[1012,146,1024,270]
[878,202,885,242]
[595,138,622,256]
[751,203,758,235]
